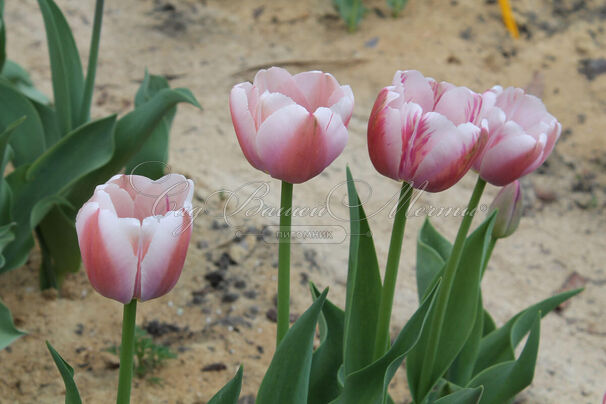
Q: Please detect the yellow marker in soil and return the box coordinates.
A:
[499,0,519,39]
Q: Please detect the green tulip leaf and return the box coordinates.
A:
[474,288,582,374]
[0,81,46,165]
[37,0,84,134]
[46,341,82,404]
[343,167,383,375]
[447,293,484,386]
[2,115,116,273]
[0,0,5,72]
[334,0,366,31]
[36,204,80,290]
[125,71,176,179]
[334,281,439,404]
[482,310,497,337]
[207,366,243,404]
[416,218,451,301]
[0,298,24,350]
[308,282,345,403]
[467,313,541,404]
[433,386,483,404]
[32,100,61,148]
[256,289,328,404]
[67,86,200,208]
[1,60,50,105]
[407,212,497,404]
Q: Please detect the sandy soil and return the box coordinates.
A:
[0,0,605,402]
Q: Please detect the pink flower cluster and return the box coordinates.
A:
[230,67,561,191]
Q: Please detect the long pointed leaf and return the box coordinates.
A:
[474,288,582,373]
[67,87,199,207]
[1,60,50,105]
[37,0,84,134]
[308,283,345,403]
[207,366,243,404]
[256,289,328,404]
[335,282,440,404]
[0,298,24,350]
[46,341,82,404]
[433,386,483,404]
[0,0,5,72]
[0,82,46,165]
[416,218,451,301]
[343,167,382,375]
[407,213,497,403]
[468,313,541,404]
[125,72,176,179]
[447,293,484,385]
[2,115,116,272]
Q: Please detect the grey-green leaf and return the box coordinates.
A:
[343,167,382,375]
[0,298,24,350]
[447,293,484,386]
[468,313,541,404]
[207,366,243,404]
[335,282,439,404]
[1,60,50,105]
[0,0,5,72]
[125,72,175,179]
[67,87,199,208]
[256,289,327,404]
[308,282,345,403]
[416,218,452,301]
[37,0,85,134]
[407,213,497,404]
[474,288,582,373]
[46,341,82,404]
[0,81,46,165]
[433,386,483,404]
[2,115,116,272]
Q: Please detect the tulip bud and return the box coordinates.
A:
[229,67,354,184]
[367,70,483,192]
[76,174,194,303]
[489,180,522,238]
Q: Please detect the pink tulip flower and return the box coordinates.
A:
[367,70,483,192]
[229,67,354,184]
[473,86,561,186]
[76,174,194,304]
[488,180,523,238]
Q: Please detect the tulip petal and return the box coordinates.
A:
[139,211,192,301]
[230,84,264,171]
[367,90,410,180]
[92,183,135,219]
[255,104,327,183]
[293,70,343,112]
[76,203,140,304]
[329,84,354,126]
[393,70,435,112]
[409,114,480,192]
[314,107,348,168]
[253,67,309,109]
[479,121,542,186]
[434,86,482,125]
[256,91,297,124]
[494,87,548,129]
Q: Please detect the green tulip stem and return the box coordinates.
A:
[276,181,293,346]
[80,0,104,123]
[417,176,486,397]
[373,181,413,359]
[116,299,137,404]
